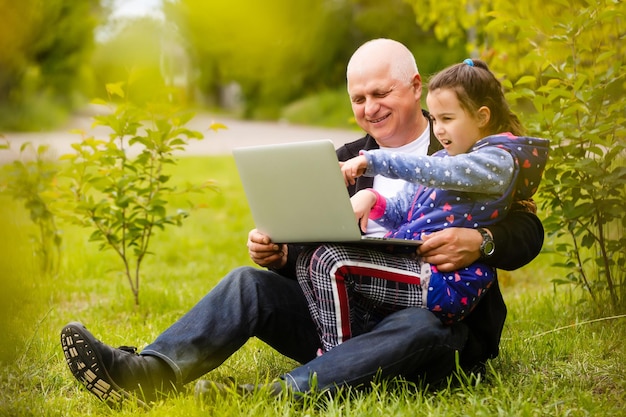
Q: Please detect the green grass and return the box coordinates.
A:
[1,155,625,416]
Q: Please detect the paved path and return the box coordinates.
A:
[2,112,360,162]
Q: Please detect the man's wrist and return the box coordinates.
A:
[477,227,495,260]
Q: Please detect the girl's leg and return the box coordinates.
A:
[299,244,430,353]
[296,247,323,339]
[427,262,497,324]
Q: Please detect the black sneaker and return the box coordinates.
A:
[61,322,175,407]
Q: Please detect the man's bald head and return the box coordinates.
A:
[347,38,419,90]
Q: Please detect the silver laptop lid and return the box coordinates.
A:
[233,140,363,243]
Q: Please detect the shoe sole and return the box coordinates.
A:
[61,322,147,408]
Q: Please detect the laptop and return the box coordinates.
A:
[232,139,422,246]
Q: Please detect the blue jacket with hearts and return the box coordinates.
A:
[362,133,549,323]
[363,133,550,240]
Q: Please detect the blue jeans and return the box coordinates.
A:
[141,266,469,393]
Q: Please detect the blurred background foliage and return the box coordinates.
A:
[0,0,465,131]
[0,0,103,131]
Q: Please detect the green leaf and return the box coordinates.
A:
[105,82,126,98]
[209,122,228,132]
[91,98,108,106]
[515,75,536,86]
[148,205,166,217]
[596,50,616,64]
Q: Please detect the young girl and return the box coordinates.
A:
[296,59,549,354]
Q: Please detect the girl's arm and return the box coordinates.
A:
[363,147,514,195]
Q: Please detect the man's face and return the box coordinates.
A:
[347,63,422,148]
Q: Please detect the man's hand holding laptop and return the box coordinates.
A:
[247,229,287,269]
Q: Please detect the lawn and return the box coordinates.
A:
[1,155,624,416]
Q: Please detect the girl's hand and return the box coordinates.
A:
[350,190,377,232]
[340,155,368,186]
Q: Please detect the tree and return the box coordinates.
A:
[406,0,626,311]
[166,0,465,119]
[0,141,62,276]
[60,83,219,305]
[92,17,174,105]
[166,0,353,118]
[348,0,465,73]
[0,0,103,130]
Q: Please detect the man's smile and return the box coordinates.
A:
[368,113,391,124]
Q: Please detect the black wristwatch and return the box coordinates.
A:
[477,228,495,259]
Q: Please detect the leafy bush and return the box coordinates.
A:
[408,0,626,312]
[0,140,62,275]
[2,82,223,305]
[496,1,626,311]
[58,83,220,305]
[0,0,101,131]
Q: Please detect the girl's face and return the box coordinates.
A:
[426,88,487,156]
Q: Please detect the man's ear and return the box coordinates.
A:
[477,106,491,128]
[411,74,423,97]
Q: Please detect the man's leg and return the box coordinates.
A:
[142,266,319,384]
[281,307,469,394]
[62,266,320,404]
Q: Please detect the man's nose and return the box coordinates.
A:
[364,98,380,115]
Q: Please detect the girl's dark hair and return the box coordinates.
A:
[427,59,524,136]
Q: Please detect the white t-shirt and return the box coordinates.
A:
[366,126,431,236]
